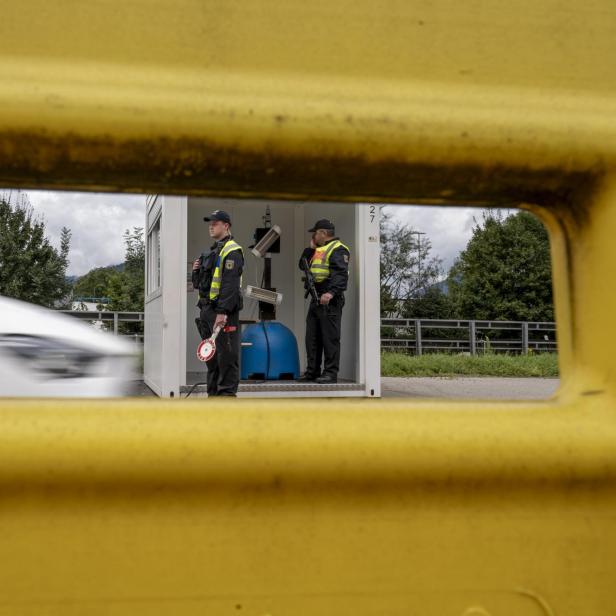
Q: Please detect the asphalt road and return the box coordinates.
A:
[381,377,560,400]
[136,377,560,400]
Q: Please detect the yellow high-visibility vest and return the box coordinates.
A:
[209,239,243,300]
[310,239,350,283]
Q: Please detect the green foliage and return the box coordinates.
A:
[400,285,452,319]
[0,194,71,307]
[380,208,443,316]
[105,228,145,334]
[381,352,559,377]
[73,266,117,302]
[123,227,146,275]
[73,228,144,333]
[448,210,553,321]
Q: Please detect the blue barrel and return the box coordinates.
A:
[241,322,300,380]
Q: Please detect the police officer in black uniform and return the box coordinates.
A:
[298,219,350,384]
[192,210,244,397]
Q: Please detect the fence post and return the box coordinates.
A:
[113,312,119,335]
[469,320,476,356]
[415,319,422,356]
[521,322,529,354]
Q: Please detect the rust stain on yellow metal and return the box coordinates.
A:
[1,0,616,614]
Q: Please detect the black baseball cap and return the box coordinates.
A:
[203,210,231,224]
[308,218,335,232]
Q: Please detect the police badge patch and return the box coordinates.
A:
[225,260,235,270]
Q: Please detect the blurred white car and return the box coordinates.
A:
[0,295,137,397]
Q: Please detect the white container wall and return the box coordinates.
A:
[144,195,187,398]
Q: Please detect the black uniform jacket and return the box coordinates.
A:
[299,238,350,298]
[192,236,244,315]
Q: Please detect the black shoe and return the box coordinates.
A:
[296,374,318,383]
[315,375,337,384]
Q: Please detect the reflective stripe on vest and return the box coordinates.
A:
[310,240,350,283]
[209,239,243,300]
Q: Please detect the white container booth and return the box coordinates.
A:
[144,197,380,398]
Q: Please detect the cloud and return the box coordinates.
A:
[382,204,485,273]
[21,190,147,276]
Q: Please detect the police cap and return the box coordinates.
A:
[308,218,335,232]
[203,210,232,224]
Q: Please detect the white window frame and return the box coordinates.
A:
[146,212,162,299]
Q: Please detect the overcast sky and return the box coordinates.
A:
[25,190,147,276]
[381,204,481,275]
[8,190,484,277]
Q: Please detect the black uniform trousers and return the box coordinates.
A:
[305,298,344,379]
[199,303,240,396]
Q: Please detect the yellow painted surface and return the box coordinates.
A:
[1,1,616,613]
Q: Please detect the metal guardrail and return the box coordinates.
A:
[381,318,557,355]
[59,311,557,355]
[72,297,110,304]
[60,310,144,340]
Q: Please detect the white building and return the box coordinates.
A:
[144,196,380,399]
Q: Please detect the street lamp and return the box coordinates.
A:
[411,231,426,294]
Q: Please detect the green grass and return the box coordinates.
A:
[381,352,559,378]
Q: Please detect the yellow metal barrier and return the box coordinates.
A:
[1,1,615,613]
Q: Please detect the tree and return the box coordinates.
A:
[380,208,443,316]
[73,265,118,304]
[106,227,145,334]
[0,194,71,307]
[448,210,553,321]
[401,285,452,319]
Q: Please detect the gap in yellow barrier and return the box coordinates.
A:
[0,189,560,402]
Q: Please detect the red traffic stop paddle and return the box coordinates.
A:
[196,324,223,362]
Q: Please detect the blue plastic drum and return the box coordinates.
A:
[241,322,300,380]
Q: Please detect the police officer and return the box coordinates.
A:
[192,210,244,397]
[298,219,350,384]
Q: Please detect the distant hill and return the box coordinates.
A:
[66,262,124,285]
